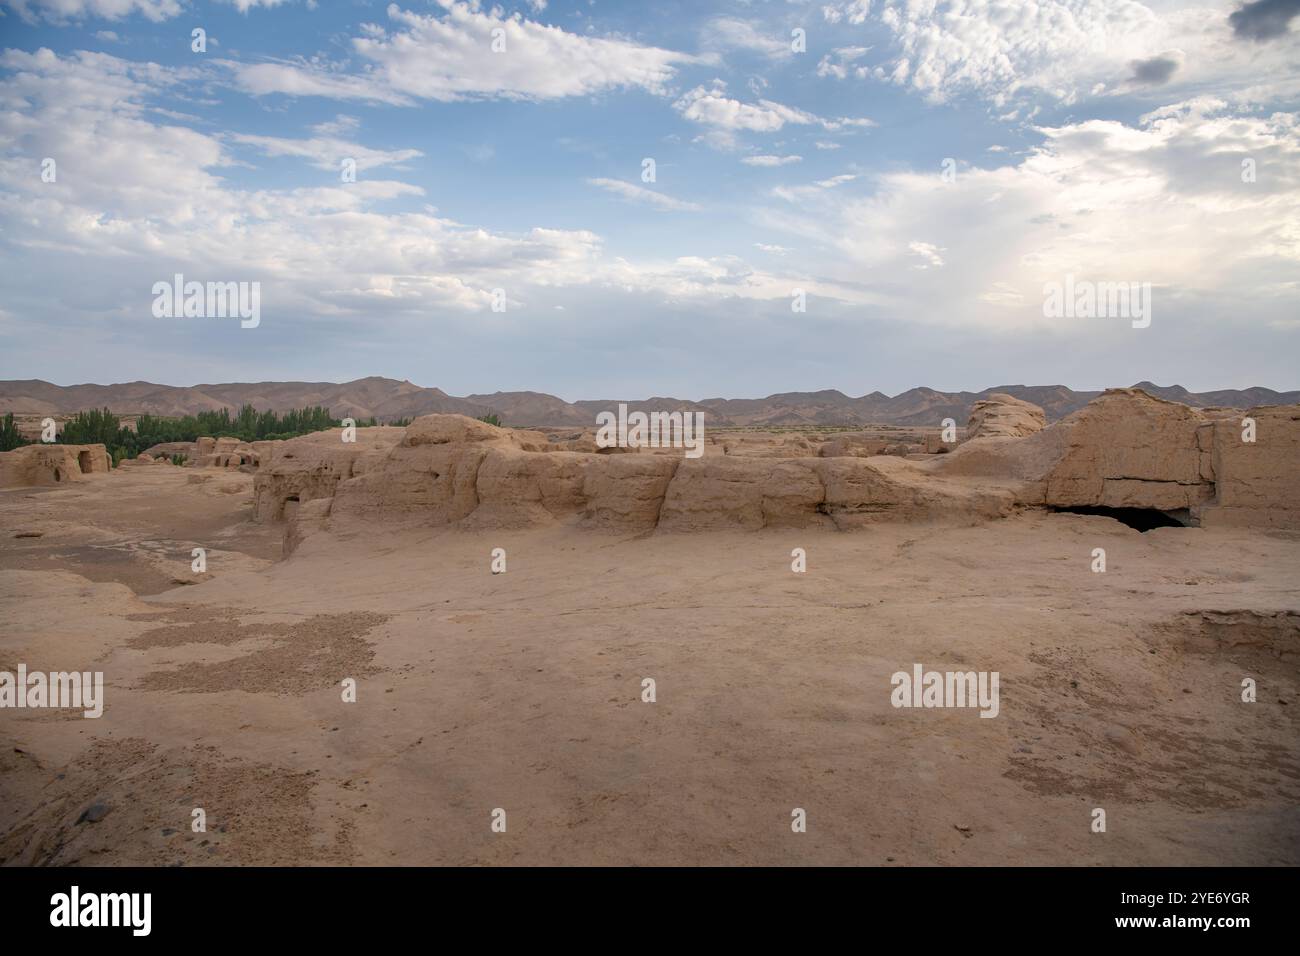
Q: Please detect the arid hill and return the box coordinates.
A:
[3,377,1296,428]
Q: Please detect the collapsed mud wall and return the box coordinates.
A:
[255,415,1017,549]
[1200,404,1300,529]
[1038,389,1214,512]
[933,388,1298,527]
[251,426,406,522]
[0,443,111,489]
[142,437,281,470]
[253,389,1300,548]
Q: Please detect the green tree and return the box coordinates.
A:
[61,407,121,446]
[0,413,27,452]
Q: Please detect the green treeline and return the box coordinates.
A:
[3,407,418,464]
[49,405,398,464]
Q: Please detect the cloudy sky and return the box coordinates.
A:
[0,0,1297,398]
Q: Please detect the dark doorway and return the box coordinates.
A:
[1051,505,1189,531]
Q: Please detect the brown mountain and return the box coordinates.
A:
[466,391,591,427]
[0,377,490,422]
[1,377,1295,428]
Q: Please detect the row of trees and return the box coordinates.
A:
[1,406,433,463]
[128,405,349,446]
[39,405,401,465]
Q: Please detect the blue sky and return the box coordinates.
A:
[0,0,1297,399]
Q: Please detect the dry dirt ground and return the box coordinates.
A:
[1,465,1297,866]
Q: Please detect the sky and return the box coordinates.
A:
[0,0,1297,400]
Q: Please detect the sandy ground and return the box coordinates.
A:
[1,465,1297,866]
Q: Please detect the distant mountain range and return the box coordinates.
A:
[1,377,1295,429]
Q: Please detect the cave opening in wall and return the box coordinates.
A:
[1051,505,1192,531]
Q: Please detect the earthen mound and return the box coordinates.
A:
[0,443,111,489]
[966,393,1047,439]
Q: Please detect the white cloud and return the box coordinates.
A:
[754,96,1300,330]
[702,17,793,59]
[595,254,871,306]
[224,60,414,106]
[821,0,872,25]
[816,46,871,81]
[0,46,877,361]
[3,0,181,23]
[673,80,873,140]
[770,172,858,203]
[0,49,591,317]
[908,240,945,268]
[223,0,294,11]
[675,82,814,133]
[228,2,698,104]
[231,132,423,172]
[587,178,701,211]
[313,114,360,136]
[741,154,802,167]
[817,0,1300,108]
